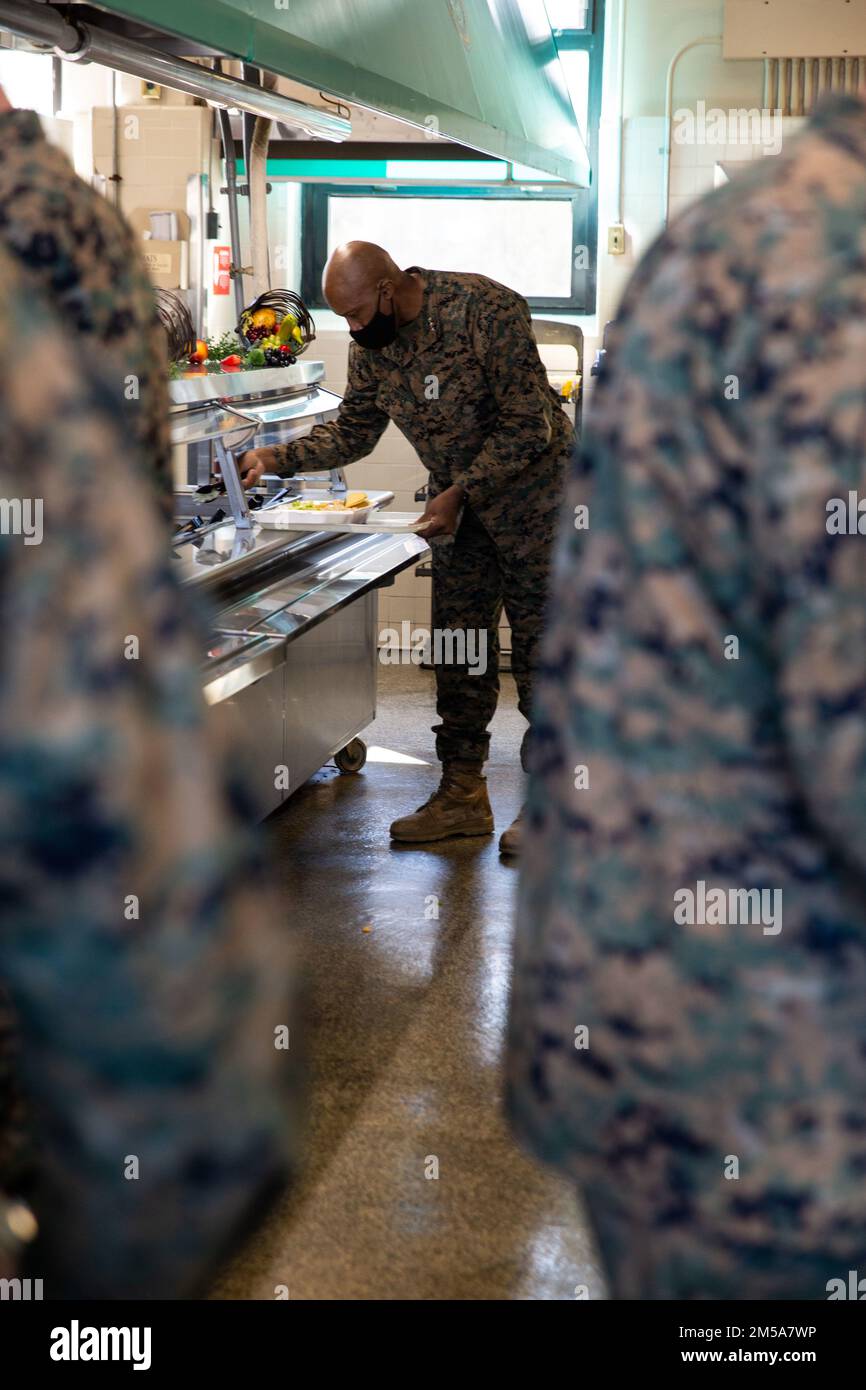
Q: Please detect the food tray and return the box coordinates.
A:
[257,508,426,533]
[257,502,374,527]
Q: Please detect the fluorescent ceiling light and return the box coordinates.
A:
[385,160,508,181]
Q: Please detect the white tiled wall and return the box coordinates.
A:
[622,114,811,253]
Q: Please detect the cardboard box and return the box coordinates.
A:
[139,240,189,289]
[130,207,190,290]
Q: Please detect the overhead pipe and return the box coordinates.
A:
[0,0,61,46]
[246,66,277,301]
[0,0,350,140]
[110,69,120,207]
[241,64,260,199]
[613,0,628,226]
[248,118,273,298]
[662,35,723,227]
[217,105,247,321]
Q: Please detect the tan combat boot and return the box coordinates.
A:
[389,763,494,843]
[498,807,526,858]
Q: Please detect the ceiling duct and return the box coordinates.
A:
[725,0,866,58]
[64,0,590,185]
[724,0,866,115]
[0,0,350,139]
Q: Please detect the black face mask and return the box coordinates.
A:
[350,290,397,350]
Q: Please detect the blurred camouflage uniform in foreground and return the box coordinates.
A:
[507,94,866,1299]
[0,249,298,1298]
[270,269,573,768]
[0,107,171,513]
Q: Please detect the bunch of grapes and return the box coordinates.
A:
[264,345,297,368]
[245,324,271,343]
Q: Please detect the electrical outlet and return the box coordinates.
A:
[608,223,626,255]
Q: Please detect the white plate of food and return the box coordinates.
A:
[257,492,374,527]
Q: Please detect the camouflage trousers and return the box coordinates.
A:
[430,503,557,770]
[581,1177,866,1300]
[0,986,30,1196]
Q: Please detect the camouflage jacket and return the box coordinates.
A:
[273,268,572,538]
[0,249,298,1298]
[506,95,866,1294]
[0,109,172,515]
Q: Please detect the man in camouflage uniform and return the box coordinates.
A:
[506,93,866,1299]
[241,242,572,854]
[0,246,299,1297]
[0,88,171,513]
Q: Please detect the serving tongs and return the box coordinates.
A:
[169,401,259,532]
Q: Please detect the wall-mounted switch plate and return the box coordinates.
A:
[608,223,626,255]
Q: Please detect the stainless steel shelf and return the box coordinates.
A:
[169,360,325,406]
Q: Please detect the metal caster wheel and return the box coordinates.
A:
[334,738,367,774]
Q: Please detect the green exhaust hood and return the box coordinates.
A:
[88,0,590,184]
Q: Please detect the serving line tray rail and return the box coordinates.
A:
[256,508,426,534]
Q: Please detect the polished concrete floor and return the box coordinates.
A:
[211,665,605,1300]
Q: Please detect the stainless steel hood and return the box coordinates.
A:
[58,0,590,184]
[0,0,350,138]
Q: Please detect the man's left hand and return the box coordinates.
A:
[416,484,465,540]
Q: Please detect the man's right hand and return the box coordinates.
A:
[237,447,279,489]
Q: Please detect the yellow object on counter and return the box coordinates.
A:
[286,491,370,513]
[561,376,582,402]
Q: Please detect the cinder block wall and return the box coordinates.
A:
[76,105,213,220]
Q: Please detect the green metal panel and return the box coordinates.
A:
[88,0,590,184]
[239,159,391,180]
[236,158,514,181]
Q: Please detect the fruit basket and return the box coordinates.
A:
[237,290,316,367]
[155,289,197,363]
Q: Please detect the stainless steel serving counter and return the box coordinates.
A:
[183,517,426,817]
[173,491,398,596]
[168,362,427,816]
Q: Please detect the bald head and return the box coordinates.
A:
[324,241,400,304]
[323,241,424,335]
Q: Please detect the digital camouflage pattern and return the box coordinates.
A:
[506,93,866,1300]
[0,250,298,1298]
[272,269,573,766]
[431,503,552,769]
[0,109,172,515]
